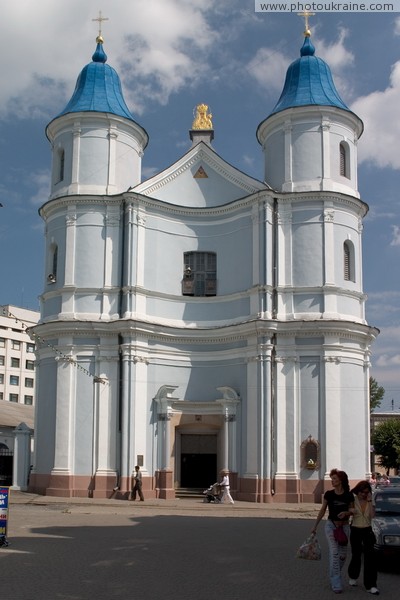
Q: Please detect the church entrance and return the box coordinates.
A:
[180,434,217,488]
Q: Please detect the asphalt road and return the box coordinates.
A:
[1,498,399,599]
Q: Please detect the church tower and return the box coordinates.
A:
[46,35,148,200]
[257,30,362,198]
[31,35,149,498]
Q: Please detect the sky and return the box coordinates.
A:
[0,0,399,412]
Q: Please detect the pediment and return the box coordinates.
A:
[133,142,267,208]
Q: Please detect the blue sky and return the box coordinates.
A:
[0,1,399,412]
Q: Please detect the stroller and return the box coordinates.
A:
[203,482,221,503]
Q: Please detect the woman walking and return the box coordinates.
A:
[348,481,379,595]
[311,469,354,594]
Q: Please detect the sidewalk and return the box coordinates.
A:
[9,489,320,519]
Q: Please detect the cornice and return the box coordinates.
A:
[32,316,378,347]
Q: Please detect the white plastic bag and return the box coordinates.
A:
[296,534,322,560]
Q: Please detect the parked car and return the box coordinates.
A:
[375,475,400,488]
[372,487,400,563]
[388,476,400,486]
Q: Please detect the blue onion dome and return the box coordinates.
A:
[269,35,350,116]
[55,36,136,121]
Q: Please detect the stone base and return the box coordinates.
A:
[155,469,175,499]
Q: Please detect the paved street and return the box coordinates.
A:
[1,494,398,599]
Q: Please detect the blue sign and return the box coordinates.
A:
[0,487,10,538]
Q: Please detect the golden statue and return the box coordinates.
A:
[192,103,213,130]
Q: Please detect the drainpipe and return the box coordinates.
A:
[270,197,279,495]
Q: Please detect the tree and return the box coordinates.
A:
[369,376,385,412]
[371,419,400,473]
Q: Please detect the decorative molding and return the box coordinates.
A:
[65,214,77,226]
[323,356,342,364]
[324,209,335,222]
[133,355,149,365]
[277,207,292,225]
[275,356,298,363]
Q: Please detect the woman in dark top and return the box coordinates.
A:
[311,469,354,594]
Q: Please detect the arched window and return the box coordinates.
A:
[48,243,58,284]
[182,252,217,296]
[343,240,355,282]
[340,142,350,179]
[56,148,65,183]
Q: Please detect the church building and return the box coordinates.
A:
[29,23,378,502]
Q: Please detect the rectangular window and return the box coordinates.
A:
[11,357,20,368]
[11,340,21,350]
[27,342,35,353]
[10,375,19,385]
[0,392,3,400]
[26,360,35,370]
[0,374,3,384]
[0,338,5,348]
[0,356,4,366]
[25,378,34,388]
[182,252,217,297]
[24,395,33,405]
[9,393,18,402]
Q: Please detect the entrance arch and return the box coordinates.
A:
[154,385,240,498]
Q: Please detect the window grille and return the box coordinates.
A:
[183,252,217,296]
[343,241,355,282]
[340,142,350,179]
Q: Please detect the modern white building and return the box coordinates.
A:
[29,30,378,502]
[0,305,37,486]
[0,305,38,408]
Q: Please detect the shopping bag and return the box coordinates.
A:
[296,534,321,560]
[333,525,348,546]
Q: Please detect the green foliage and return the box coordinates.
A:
[369,376,385,412]
[371,419,400,472]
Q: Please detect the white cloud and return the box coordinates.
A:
[247,47,290,94]
[29,170,51,206]
[390,225,400,246]
[376,353,400,367]
[352,60,400,169]
[316,27,354,72]
[0,0,220,119]
[247,27,354,101]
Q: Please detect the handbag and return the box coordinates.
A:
[296,534,322,560]
[333,525,348,546]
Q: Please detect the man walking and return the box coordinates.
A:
[131,465,144,501]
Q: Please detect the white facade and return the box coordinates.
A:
[29,36,378,502]
[0,305,39,408]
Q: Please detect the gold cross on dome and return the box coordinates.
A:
[92,10,109,38]
[298,10,315,37]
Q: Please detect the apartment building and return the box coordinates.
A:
[0,305,39,406]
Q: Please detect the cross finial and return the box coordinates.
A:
[298,10,315,37]
[92,10,109,41]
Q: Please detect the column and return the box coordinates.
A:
[154,386,179,499]
[11,423,32,491]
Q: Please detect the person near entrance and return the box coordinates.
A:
[131,465,144,501]
[219,469,234,504]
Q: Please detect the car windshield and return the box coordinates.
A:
[374,492,400,515]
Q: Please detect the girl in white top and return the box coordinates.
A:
[348,480,379,595]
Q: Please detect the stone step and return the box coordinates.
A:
[175,487,205,498]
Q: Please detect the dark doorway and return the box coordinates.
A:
[0,449,13,486]
[181,453,217,488]
[180,434,217,488]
